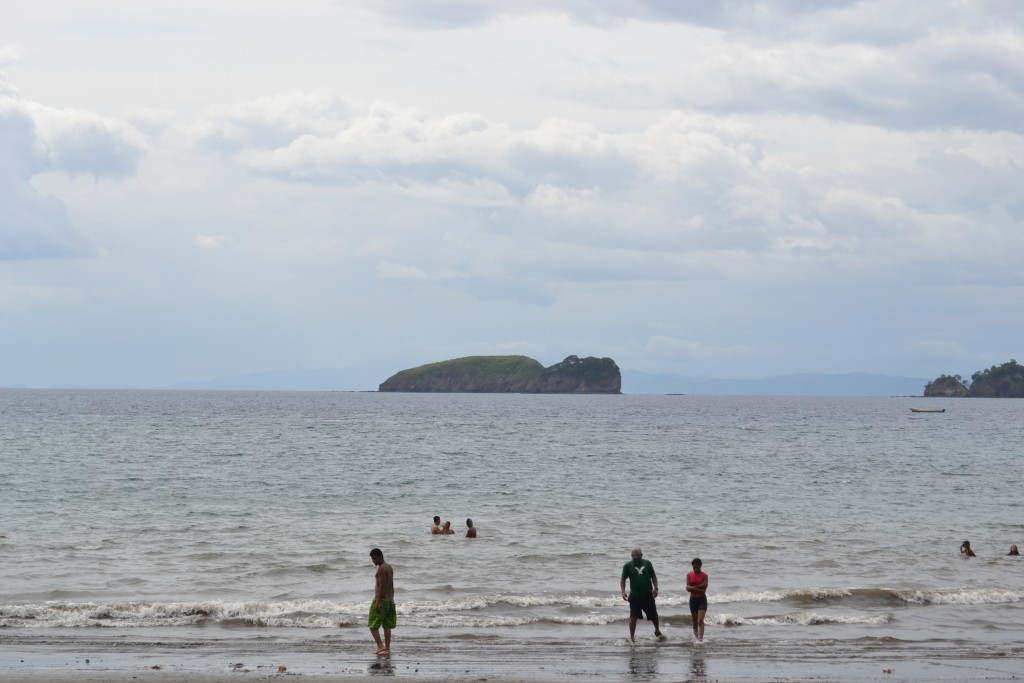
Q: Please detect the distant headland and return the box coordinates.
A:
[378,355,621,394]
[924,359,1023,398]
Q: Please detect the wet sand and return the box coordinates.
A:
[4,640,1024,682]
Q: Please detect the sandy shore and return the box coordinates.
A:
[4,627,1024,682]
[4,643,1024,683]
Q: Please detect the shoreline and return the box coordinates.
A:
[5,639,1024,682]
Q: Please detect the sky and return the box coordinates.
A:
[1,0,1022,389]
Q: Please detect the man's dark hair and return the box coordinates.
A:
[433,516,441,523]
[370,548,383,558]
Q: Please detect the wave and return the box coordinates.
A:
[715,612,891,627]
[895,588,1024,605]
[0,598,624,630]
[3,586,1020,629]
[714,587,1024,607]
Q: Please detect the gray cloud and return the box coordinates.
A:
[2,3,1021,384]
[0,74,145,260]
[367,0,1024,41]
[0,100,84,259]
[368,0,863,30]
[185,91,1024,298]
[368,1,1024,132]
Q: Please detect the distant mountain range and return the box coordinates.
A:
[165,367,927,396]
[621,370,927,396]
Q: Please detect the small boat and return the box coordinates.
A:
[910,407,945,413]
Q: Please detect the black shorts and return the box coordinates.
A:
[628,594,658,620]
[689,595,708,614]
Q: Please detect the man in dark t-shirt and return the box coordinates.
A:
[619,547,662,641]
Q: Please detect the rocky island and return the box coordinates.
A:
[378,355,621,394]
[923,359,1024,398]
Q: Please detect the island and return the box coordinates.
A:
[923,359,1024,398]
[378,355,621,394]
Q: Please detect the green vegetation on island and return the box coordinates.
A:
[923,359,1024,398]
[378,354,621,394]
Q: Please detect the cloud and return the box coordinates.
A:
[365,2,1024,131]
[0,98,83,259]
[0,70,146,260]
[367,0,864,30]
[376,259,427,280]
[195,235,230,249]
[194,90,351,153]
[184,88,1024,300]
[3,4,1022,385]
[27,103,146,178]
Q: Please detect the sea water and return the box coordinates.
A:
[1,390,1022,678]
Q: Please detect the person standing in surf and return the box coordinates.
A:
[620,547,662,642]
[368,548,396,655]
[686,558,709,642]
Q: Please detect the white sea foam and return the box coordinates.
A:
[0,598,624,629]
[715,612,891,626]
[713,588,853,604]
[896,588,1024,605]
[3,585,1022,630]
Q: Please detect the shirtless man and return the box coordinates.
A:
[465,519,477,538]
[441,521,455,535]
[368,548,396,655]
[431,516,442,534]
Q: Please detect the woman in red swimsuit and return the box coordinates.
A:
[686,558,709,642]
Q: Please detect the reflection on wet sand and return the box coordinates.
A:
[690,651,706,681]
[627,646,659,679]
[367,655,394,676]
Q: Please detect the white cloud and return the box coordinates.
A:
[376,260,427,281]
[27,102,146,177]
[194,90,351,153]
[195,235,230,249]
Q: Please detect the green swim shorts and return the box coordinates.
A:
[368,598,397,630]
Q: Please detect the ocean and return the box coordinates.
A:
[1,389,1022,680]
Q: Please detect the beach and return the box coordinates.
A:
[7,640,1024,682]
[2,390,1023,682]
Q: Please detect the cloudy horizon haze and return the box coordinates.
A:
[2,1,1021,390]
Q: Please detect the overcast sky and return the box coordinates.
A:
[2,1,1022,389]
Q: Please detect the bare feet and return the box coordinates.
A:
[374,647,388,655]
